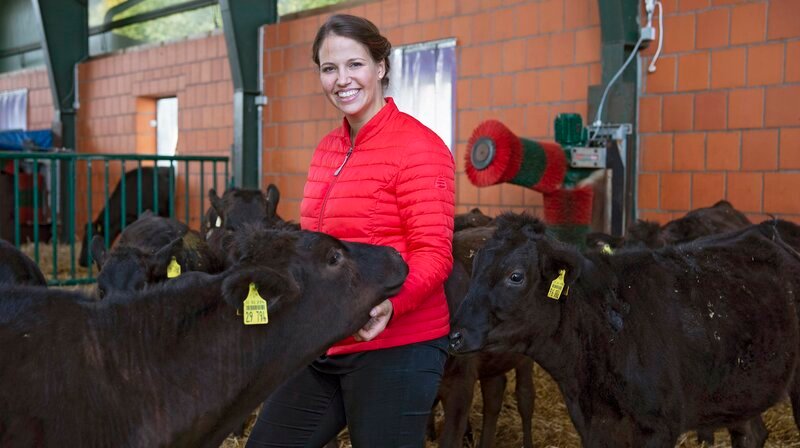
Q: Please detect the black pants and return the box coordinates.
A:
[245,337,448,448]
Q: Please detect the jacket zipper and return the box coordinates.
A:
[318,143,354,231]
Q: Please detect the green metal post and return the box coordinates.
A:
[169,161,175,218]
[184,160,190,223]
[121,160,127,232]
[137,161,142,216]
[104,161,110,246]
[50,160,57,283]
[68,159,75,279]
[153,163,159,215]
[12,160,19,246]
[33,160,39,264]
[200,161,205,226]
[220,0,277,189]
[86,159,93,276]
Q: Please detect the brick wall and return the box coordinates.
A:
[75,32,232,229]
[262,0,602,221]
[639,0,800,224]
[0,67,52,130]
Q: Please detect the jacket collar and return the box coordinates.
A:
[341,97,398,147]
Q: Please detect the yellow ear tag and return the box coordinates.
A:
[601,244,614,255]
[547,269,567,300]
[243,282,269,325]
[167,257,181,278]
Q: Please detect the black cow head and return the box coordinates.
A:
[209,186,283,232]
[93,236,186,299]
[449,213,582,356]
[230,225,408,331]
[454,208,494,232]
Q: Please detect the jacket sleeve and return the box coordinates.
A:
[389,137,455,318]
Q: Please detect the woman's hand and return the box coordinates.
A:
[353,299,393,342]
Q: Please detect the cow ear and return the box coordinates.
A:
[140,210,155,218]
[209,189,224,216]
[90,235,107,270]
[265,184,280,218]
[150,237,185,278]
[536,237,582,293]
[221,266,300,314]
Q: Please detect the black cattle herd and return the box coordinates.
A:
[1,189,799,447]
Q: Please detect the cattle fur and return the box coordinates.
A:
[451,212,800,447]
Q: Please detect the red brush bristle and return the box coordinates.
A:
[543,187,595,225]
[465,120,523,187]
[532,142,568,193]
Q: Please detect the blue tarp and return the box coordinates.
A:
[0,129,54,151]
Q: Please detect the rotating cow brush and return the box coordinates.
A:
[465,120,567,193]
[465,120,594,246]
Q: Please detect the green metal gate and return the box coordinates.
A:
[0,152,228,286]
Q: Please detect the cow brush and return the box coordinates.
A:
[544,186,594,247]
[465,120,567,193]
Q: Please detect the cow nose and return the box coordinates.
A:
[449,331,463,352]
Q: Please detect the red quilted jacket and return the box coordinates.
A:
[300,98,455,355]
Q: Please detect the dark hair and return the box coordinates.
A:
[312,14,391,90]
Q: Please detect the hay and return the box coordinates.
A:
[219,363,799,448]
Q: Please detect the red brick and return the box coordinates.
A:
[436,0,456,18]
[575,27,601,63]
[662,14,695,54]
[747,43,784,86]
[525,36,548,69]
[514,71,538,104]
[471,78,492,108]
[662,94,694,131]
[502,39,526,72]
[788,41,800,83]
[692,173,725,208]
[645,56,676,93]
[638,211,673,225]
[697,9,729,49]
[779,128,800,170]
[492,74,515,107]
[481,44,502,75]
[727,172,763,212]
[764,173,800,214]
[766,86,800,127]
[741,129,778,171]
[562,66,588,101]
[459,46,481,77]
[639,96,662,133]
[677,52,710,92]
[706,131,741,170]
[491,7,516,41]
[674,133,706,171]
[638,173,660,209]
[451,15,474,46]
[730,2,767,44]
[640,134,673,171]
[728,88,764,129]
[539,0,564,33]
[767,0,800,40]
[661,173,692,210]
[522,104,549,138]
[538,69,562,102]
[710,48,745,89]
[679,0,710,11]
[564,0,593,29]
[548,32,575,67]
[513,3,540,37]
[694,91,727,131]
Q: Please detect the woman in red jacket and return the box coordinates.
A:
[245,14,456,448]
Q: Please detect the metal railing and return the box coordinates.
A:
[0,152,229,286]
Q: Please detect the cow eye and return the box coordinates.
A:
[508,271,524,285]
[327,249,343,266]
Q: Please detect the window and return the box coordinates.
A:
[0,89,28,131]
[156,97,178,168]
[386,39,456,153]
[278,0,347,16]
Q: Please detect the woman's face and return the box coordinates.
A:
[318,34,385,131]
